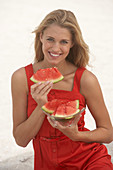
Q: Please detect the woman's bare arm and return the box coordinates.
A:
[48,70,113,143]
[77,70,113,143]
[11,67,52,147]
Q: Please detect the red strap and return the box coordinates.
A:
[74,67,86,92]
[25,63,34,92]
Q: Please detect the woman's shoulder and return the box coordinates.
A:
[11,67,28,92]
[80,69,100,95]
[12,67,26,81]
[82,69,99,84]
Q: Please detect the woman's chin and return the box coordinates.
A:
[46,60,59,66]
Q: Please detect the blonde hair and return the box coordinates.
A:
[33,9,89,67]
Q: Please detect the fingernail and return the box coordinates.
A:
[49,82,53,86]
[54,121,57,126]
[38,82,41,84]
[45,81,50,84]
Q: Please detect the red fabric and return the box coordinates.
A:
[25,64,113,170]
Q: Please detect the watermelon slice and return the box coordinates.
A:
[41,99,80,119]
[52,100,80,119]
[41,99,69,114]
[30,67,64,83]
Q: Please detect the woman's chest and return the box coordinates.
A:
[52,72,75,91]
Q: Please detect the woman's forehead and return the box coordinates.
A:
[43,24,72,39]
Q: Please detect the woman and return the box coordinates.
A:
[11,9,113,169]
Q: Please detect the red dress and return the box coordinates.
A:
[25,64,113,170]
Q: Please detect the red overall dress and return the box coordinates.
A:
[25,64,113,170]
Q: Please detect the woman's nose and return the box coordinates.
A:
[52,42,61,52]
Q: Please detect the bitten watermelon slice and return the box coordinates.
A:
[52,100,80,119]
[41,99,69,114]
[30,67,64,83]
[41,99,80,119]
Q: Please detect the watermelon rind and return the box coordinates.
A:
[41,99,81,120]
[30,67,64,84]
[41,99,69,114]
[76,100,79,109]
[41,105,54,114]
[60,109,80,119]
[30,75,64,84]
[30,76,39,83]
[53,109,80,119]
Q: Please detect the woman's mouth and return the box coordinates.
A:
[49,52,62,58]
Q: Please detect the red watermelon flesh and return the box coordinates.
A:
[52,101,80,119]
[30,67,64,83]
[42,99,79,119]
[41,99,69,114]
[66,100,79,109]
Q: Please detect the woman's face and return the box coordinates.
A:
[40,24,73,66]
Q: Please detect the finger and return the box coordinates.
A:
[72,113,81,125]
[36,81,53,95]
[35,81,50,91]
[47,116,58,128]
[41,82,53,95]
[56,121,67,129]
[31,82,41,94]
[31,82,48,95]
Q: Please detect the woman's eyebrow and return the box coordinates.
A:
[46,36,70,41]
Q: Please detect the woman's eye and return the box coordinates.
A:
[47,38,54,42]
[61,40,68,44]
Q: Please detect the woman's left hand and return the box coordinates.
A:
[47,114,81,141]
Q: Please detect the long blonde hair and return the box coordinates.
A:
[33,9,89,67]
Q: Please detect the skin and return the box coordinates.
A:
[11,24,113,147]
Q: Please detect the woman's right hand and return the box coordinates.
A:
[31,81,53,107]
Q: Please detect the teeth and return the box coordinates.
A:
[50,52,60,57]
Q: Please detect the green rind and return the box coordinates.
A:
[65,109,80,119]
[54,109,80,119]
[30,75,64,84]
[41,106,53,114]
[30,77,40,83]
[41,99,80,118]
[76,100,79,109]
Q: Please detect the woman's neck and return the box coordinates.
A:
[33,59,76,76]
[40,60,70,75]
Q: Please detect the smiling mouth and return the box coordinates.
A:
[49,52,62,58]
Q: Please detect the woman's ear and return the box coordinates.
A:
[70,42,74,48]
[70,39,74,48]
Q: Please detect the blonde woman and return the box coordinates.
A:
[11,9,113,169]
